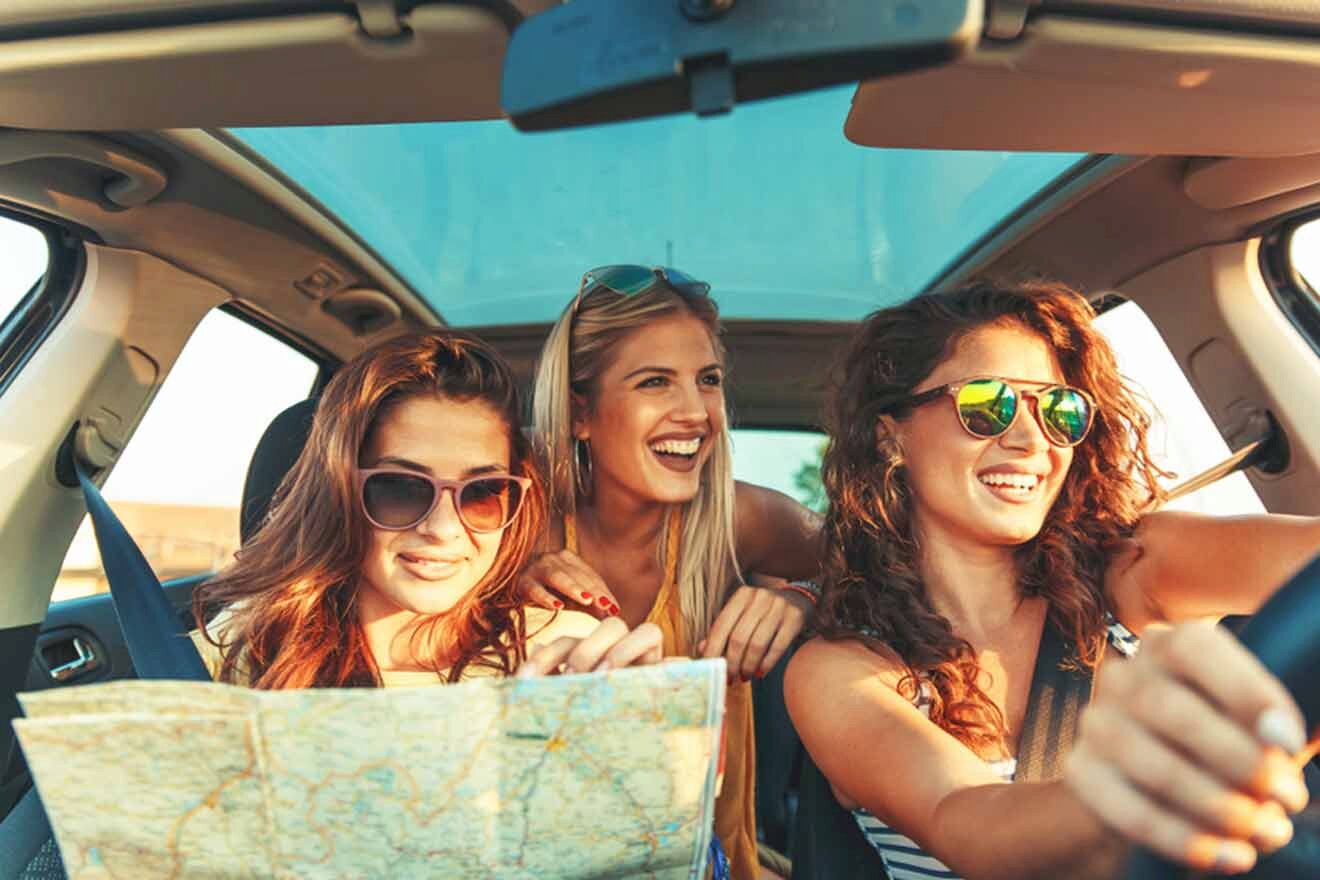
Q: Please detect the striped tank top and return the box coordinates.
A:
[852,614,1139,880]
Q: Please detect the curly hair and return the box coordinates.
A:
[816,280,1167,750]
[193,330,547,689]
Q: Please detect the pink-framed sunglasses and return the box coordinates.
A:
[357,469,532,532]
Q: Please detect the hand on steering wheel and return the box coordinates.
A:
[1103,551,1320,878]
[1066,621,1308,874]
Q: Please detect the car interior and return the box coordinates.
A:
[4,1,1320,878]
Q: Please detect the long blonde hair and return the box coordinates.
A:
[532,279,741,648]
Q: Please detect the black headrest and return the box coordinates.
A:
[239,398,317,544]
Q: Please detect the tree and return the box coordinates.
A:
[792,440,828,513]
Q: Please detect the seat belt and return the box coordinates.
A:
[72,457,210,682]
[1014,617,1093,782]
[4,442,212,880]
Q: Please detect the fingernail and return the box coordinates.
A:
[581,591,592,600]
[1254,805,1294,851]
[1271,772,1309,814]
[1213,840,1256,874]
[756,670,766,680]
[1257,707,1307,755]
[552,600,564,609]
[596,660,612,673]
[516,664,536,679]
[597,596,611,608]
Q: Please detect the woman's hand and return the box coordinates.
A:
[516,549,621,618]
[1065,621,1311,874]
[700,582,813,682]
[516,617,663,678]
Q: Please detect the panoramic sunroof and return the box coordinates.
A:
[234,87,1083,326]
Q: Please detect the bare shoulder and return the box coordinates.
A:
[524,607,599,647]
[785,635,906,712]
[733,479,823,574]
[734,480,809,522]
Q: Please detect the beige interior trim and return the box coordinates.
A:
[1121,240,1320,515]
[1183,154,1320,210]
[0,5,520,129]
[159,129,434,327]
[848,15,1320,157]
[0,245,226,628]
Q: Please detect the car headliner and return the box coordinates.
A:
[232,86,1084,326]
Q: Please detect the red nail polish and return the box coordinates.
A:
[552,600,564,609]
[581,592,592,600]
[597,596,611,608]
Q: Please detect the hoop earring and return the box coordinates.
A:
[573,438,593,497]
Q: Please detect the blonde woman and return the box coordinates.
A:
[520,265,823,879]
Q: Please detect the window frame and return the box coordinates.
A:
[1260,210,1320,358]
[0,206,85,398]
[47,303,337,610]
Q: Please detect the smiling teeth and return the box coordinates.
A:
[979,473,1040,490]
[651,438,701,456]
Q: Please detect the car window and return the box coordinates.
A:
[1094,300,1265,515]
[0,213,50,335]
[1291,217,1320,296]
[731,429,827,514]
[53,309,321,603]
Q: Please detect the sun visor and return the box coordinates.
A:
[0,2,556,129]
[846,14,1320,158]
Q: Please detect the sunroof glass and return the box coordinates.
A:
[233,87,1084,326]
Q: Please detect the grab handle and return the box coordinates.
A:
[0,131,167,207]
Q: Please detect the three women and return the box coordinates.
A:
[195,271,1319,879]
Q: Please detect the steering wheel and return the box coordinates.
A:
[1127,551,1320,878]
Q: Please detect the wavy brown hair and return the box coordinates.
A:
[817,280,1167,750]
[193,330,546,689]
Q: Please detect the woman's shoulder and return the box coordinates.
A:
[785,635,907,710]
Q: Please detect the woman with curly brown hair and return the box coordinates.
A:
[193,329,662,688]
[786,281,1320,879]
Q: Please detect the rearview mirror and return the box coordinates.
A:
[501,0,981,131]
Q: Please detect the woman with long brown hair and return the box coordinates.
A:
[787,280,1320,878]
[193,329,661,688]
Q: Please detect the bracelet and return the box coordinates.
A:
[779,581,819,605]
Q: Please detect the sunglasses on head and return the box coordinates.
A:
[357,469,532,533]
[891,376,1096,448]
[572,264,711,314]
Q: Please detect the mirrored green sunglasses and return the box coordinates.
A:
[892,376,1096,448]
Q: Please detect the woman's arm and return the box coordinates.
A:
[733,481,823,581]
[785,637,1121,880]
[1109,510,1320,629]
[698,483,824,680]
[788,626,1309,879]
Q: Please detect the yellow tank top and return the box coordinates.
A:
[565,509,759,880]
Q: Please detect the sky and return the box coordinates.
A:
[0,216,47,315]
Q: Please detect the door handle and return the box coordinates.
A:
[43,635,101,682]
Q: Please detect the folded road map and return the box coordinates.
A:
[14,660,725,879]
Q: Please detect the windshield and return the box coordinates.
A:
[234,86,1084,325]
